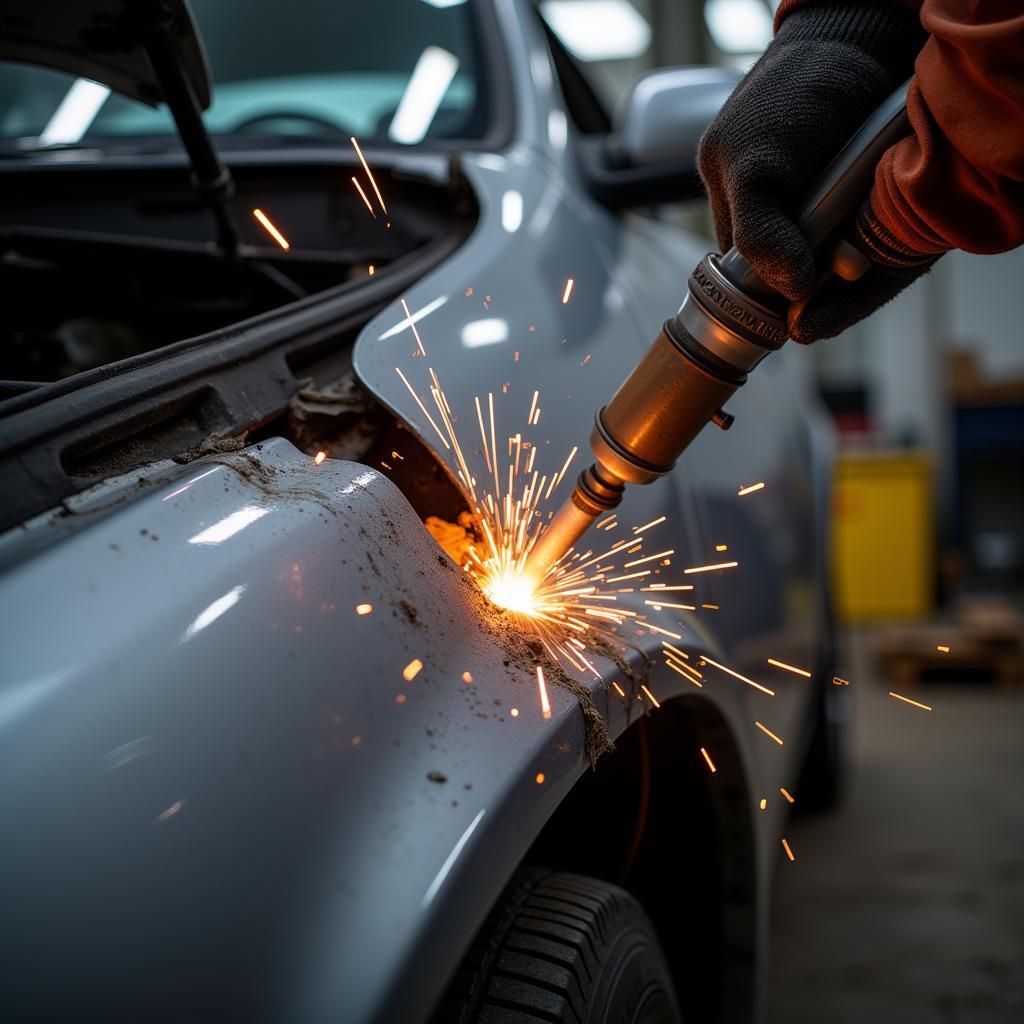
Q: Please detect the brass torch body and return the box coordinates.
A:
[524,252,786,582]
[522,85,913,582]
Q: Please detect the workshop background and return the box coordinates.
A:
[544,0,1024,1020]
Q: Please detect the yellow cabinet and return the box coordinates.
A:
[832,451,933,621]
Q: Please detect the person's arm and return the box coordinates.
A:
[778,0,1024,256]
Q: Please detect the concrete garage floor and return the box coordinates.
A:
[766,628,1024,1023]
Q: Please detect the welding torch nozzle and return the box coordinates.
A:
[523,252,786,583]
[521,84,913,583]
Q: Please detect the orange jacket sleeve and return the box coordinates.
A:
[775,0,1024,255]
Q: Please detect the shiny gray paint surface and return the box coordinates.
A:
[0,0,831,1020]
[0,442,613,1020]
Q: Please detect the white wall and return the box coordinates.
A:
[944,247,1024,377]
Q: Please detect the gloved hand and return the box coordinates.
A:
[788,197,939,342]
[698,1,931,341]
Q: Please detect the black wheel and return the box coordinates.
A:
[432,868,682,1024]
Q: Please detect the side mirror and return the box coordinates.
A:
[579,66,741,209]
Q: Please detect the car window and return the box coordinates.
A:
[0,0,490,146]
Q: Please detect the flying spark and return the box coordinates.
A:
[351,177,376,217]
[400,298,427,356]
[562,278,574,303]
[755,721,784,745]
[641,684,660,708]
[313,450,327,466]
[780,787,795,803]
[403,659,424,682]
[154,799,186,824]
[738,482,765,496]
[355,603,373,615]
[700,747,716,773]
[350,137,388,214]
[684,561,738,574]
[633,516,666,534]
[396,354,701,693]
[781,837,795,862]
[767,658,812,678]
[937,645,950,653]
[889,691,933,711]
[759,798,767,810]
[701,655,775,696]
[537,666,552,718]
[535,772,546,784]
[252,208,290,250]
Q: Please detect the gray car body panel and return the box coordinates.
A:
[0,0,832,1020]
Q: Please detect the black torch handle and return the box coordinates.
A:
[720,80,911,302]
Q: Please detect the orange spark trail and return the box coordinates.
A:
[537,666,552,718]
[781,838,795,862]
[889,691,933,711]
[351,177,376,217]
[400,298,427,356]
[313,450,327,466]
[624,549,674,569]
[700,747,716,773]
[738,481,765,496]
[767,658,812,678]
[701,655,775,696]
[355,603,373,615]
[755,721,784,745]
[684,561,738,574]
[562,278,574,303]
[350,137,388,214]
[640,684,660,708]
[633,515,666,534]
[644,624,682,640]
[252,208,290,250]
[780,787,795,804]
[395,367,450,449]
[666,660,702,686]
[403,659,424,682]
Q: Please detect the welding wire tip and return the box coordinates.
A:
[522,491,600,583]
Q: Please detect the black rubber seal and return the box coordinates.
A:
[663,317,748,386]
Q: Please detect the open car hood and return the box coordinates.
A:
[0,0,211,108]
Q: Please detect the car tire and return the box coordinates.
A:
[432,868,682,1024]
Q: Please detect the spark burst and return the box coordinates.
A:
[392,317,714,706]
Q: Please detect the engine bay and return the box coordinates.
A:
[0,157,467,386]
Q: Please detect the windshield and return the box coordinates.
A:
[0,0,490,147]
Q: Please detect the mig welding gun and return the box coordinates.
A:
[524,84,910,581]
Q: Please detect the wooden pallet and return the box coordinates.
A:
[877,620,1023,687]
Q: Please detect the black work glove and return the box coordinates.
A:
[698,1,929,341]
[788,197,940,341]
